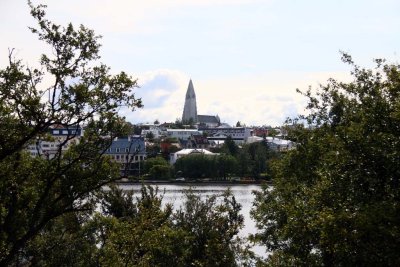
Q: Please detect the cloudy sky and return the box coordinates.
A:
[1,0,399,126]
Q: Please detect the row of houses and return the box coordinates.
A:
[142,124,294,151]
[142,125,253,144]
[26,125,147,177]
[26,124,294,177]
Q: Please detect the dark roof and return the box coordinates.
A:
[192,135,209,144]
[198,115,220,124]
[179,138,189,147]
[105,136,145,154]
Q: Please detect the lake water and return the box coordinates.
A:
[117,183,267,257]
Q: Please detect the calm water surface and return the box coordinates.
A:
[117,183,266,257]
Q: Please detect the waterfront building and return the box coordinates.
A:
[103,136,146,177]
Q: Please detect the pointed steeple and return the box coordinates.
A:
[182,79,198,123]
[186,79,196,99]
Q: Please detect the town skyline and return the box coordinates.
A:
[1,0,399,126]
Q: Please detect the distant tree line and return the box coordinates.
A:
[137,136,280,181]
[172,136,279,180]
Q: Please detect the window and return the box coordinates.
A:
[116,155,120,160]
[125,148,129,152]
[116,148,120,153]
[53,130,59,135]
[62,130,68,134]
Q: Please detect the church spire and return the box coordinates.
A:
[182,79,198,123]
[186,79,195,99]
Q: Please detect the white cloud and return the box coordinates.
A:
[122,69,351,126]
[1,0,394,128]
[121,69,189,124]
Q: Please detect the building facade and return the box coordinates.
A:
[166,129,202,140]
[200,127,254,144]
[104,136,146,177]
[26,125,82,158]
[197,115,220,128]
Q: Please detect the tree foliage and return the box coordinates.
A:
[175,154,216,179]
[240,142,275,179]
[143,156,169,173]
[252,54,400,266]
[0,3,256,266]
[173,189,246,266]
[43,185,249,267]
[222,136,239,156]
[143,156,171,180]
[0,3,141,265]
[145,131,155,141]
[173,141,278,180]
[97,184,251,266]
[175,154,237,180]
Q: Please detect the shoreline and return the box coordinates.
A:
[115,179,271,186]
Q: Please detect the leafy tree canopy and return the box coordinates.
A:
[0,2,141,265]
[222,135,239,156]
[31,185,252,267]
[144,156,169,172]
[252,54,400,266]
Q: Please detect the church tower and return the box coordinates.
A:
[182,79,198,123]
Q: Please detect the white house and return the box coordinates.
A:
[247,135,295,151]
[200,127,253,144]
[26,125,82,158]
[141,125,163,139]
[265,137,295,151]
[169,148,218,165]
[166,129,202,140]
